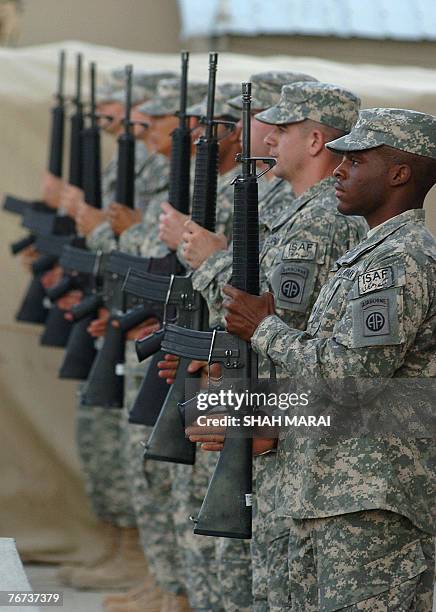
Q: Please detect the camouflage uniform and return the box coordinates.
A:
[193,82,369,611]
[117,79,209,597]
[251,109,436,610]
[167,83,245,612]
[76,76,177,528]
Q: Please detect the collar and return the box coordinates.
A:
[337,209,426,266]
[270,175,336,231]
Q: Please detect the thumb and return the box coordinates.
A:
[160,201,173,214]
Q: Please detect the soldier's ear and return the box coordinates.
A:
[307,128,325,157]
[390,163,411,187]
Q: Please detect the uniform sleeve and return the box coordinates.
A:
[252,254,430,400]
[86,220,117,253]
[191,248,233,327]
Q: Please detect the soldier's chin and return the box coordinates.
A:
[336,197,355,216]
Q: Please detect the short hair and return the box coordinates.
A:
[298,118,345,144]
[379,145,436,198]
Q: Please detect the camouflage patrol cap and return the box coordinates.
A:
[97,81,124,104]
[138,79,208,116]
[187,82,241,120]
[326,108,436,159]
[107,85,158,106]
[255,81,360,132]
[110,68,178,99]
[227,71,317,112]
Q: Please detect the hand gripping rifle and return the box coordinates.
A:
[166,83,274,538]
[133,52,219,463]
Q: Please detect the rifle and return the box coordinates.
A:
[80,52,192,413]
[136,51,219,464]
[165,82,275,538]
[115,65,135,209]
[6,50,67,250]
[79,252,171,407]
[48,49,66,177]
[69,53,84,189]
[57,246,105,379]
[82,62,102,209]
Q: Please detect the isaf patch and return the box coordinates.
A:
[283,240,317,261]
[358,266,394,295]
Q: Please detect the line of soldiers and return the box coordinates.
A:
[6,51,435,612]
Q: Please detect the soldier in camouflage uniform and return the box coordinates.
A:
[186,82,368,611]
[223,108,436,610]
[59,73,178,592]
[104,80,210,612]
[84,71,176,253]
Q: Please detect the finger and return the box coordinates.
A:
[187,359,207,373]
[164,354,180,362]
[183,218,196,231]
[200,443,224,452]
[222,284,239,298]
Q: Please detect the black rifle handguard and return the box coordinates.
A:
[48,51,66,177]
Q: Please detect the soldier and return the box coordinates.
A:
[56,72,178,593]
[184,81,368,611]
[222,108,436,610]
[104,79,209,612]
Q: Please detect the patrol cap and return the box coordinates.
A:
[255,81,360,132]
[187,82,241,120]
[326,108,436,160]
[97,81,124,104]
[110,68,178,99]
[138,79,208,116]
[108,85,157,106]
[227,71,317,112]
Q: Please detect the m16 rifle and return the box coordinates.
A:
[133,52,221,464]
[81,52,192,411]
[163,82,275,538]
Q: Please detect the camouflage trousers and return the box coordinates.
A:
[251,452,278,612]
[171,448,252,612]
[75,382,136,527]
[268,509,434,611]
[122,342,186,595]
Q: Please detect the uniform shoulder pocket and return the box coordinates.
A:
[346,263,407,348]
[270,240,328,313]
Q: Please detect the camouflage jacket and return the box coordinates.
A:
[252,209,436,534]
[87,150,170,254]
[193,176,367,334]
